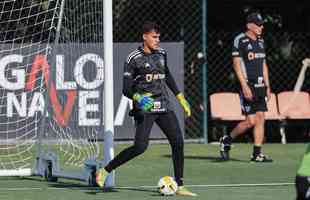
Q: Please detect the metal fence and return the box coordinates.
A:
[3,0,310,142]
[113,0,204,139]
[113,1,310,142]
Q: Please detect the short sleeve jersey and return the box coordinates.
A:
[232,33,266,84]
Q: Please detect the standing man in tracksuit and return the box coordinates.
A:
[96,21,197,196]
[219,12,273,162]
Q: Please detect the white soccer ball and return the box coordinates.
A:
[157,176,178,196]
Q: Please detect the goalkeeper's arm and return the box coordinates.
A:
[122,61,136,99]
[165,66,191,117]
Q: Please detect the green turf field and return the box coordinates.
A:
[0,143,306,200]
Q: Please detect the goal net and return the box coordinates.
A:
[0,0,107,183]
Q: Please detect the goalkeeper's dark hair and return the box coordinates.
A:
[142,21,160,34]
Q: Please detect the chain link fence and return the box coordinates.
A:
[208,29,310,142]
[5,1,310,142]
[113,0,204,139]
[0,0,205,140]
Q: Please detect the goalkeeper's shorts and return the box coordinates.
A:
[295,175,310,200]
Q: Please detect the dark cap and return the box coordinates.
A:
[246,12,264,26]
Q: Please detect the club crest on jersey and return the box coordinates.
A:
[259,42,264,49]
[144,62,151,68]
[247,44,253,50]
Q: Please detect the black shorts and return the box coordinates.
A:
[295,175,310,200]
[240,84,267,115]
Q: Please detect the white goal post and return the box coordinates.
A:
[103,0,115,187]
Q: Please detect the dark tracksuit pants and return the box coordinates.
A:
[105,111,184,186]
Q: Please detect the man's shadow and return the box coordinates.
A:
[163,154,249,163]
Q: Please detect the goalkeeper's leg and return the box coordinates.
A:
[156,111,197,196]
[96,113,156,187]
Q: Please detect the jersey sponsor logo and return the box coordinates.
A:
[247,52,265,60]
[145,73,165,82]
[151,108,166,112]
[232,51,239,56]
[241,38,249,43]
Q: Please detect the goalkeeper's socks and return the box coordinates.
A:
[104,165,112,173]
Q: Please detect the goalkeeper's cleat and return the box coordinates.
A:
[96,168,109,188]
[176,186,197,197]
[219,135,231,161]
[250,153,273,163]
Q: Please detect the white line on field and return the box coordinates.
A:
[0,182,294,191]
[117,182,295,189]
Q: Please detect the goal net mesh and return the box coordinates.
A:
[0,0,103,172]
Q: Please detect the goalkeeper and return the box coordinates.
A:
[96,21,196,196]
[296,144,310,200]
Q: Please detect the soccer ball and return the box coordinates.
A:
[157,176,178,196]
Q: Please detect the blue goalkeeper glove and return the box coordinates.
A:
[133,93,154,111]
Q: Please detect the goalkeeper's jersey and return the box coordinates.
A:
[122,46,180,113]
[297,144,310,176]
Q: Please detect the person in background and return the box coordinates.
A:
[219,12,273,162]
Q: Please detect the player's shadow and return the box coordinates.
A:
[47,181,160,196]
[82,187,160,196]
[115,187,159,195]
[46,181,115,195]
[16,177,162,196]
[163,154,249,163]
[21,177,159,196]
